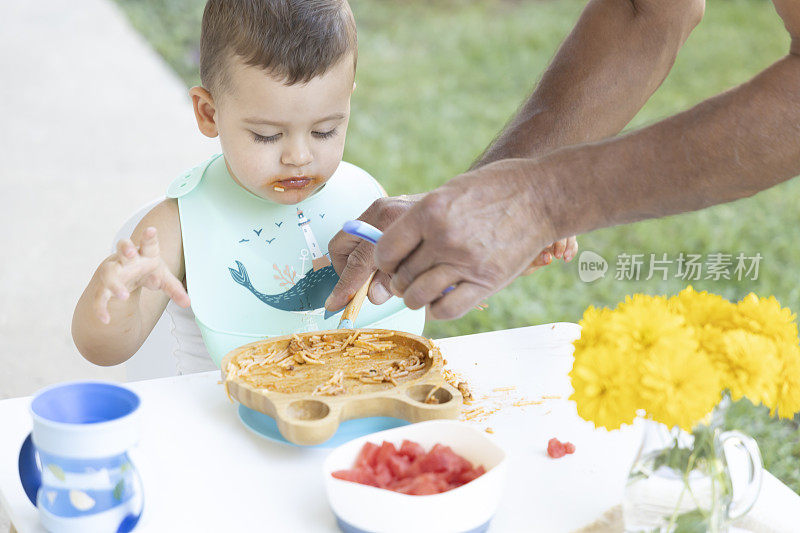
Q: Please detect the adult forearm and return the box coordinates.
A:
[534,53,800,241]
[474,0,703,167]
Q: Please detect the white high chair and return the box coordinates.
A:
[113,198,217,381]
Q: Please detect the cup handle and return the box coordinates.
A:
[18,433,40,506]
[721,430,763,521]
[117,447,146,533]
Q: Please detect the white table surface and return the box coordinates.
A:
[1,323,798,532]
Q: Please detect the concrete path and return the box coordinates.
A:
[0,0,216,525]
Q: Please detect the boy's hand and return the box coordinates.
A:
[94,227,190,324]
[522,236,578,275]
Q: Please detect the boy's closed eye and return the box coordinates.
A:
[251,129,339,144]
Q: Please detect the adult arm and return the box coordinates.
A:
[378,1,800,319]
[326,0,704,311]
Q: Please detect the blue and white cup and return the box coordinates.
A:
[18,382,144,533]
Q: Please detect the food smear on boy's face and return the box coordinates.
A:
[272,176,314,191]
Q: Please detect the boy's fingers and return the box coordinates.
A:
[552,239,567,259]
[94,288,112,324]
[110,280,130,300]
[161,270,191,308]
[564,237,579,262]
[116,239,138,264]
[139,227,160,258]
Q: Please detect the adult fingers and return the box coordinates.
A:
[328,230,367,276]
[139,227,160,258]
[368,270,393,305]
[403,265,461,310]
[428,281,489,321]
[325,242,375,312]
[389,241,437,297]
[374,204,426,275]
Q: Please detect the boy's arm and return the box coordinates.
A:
[473,0,705,167]
[71,199,185,366]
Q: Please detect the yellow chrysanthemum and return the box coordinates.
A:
[572,305,624,361]
[569,346,637,430]
[773,342,800,419]
[669,286,737,331]
[717,329,781,407]
[639,348,722,432]
[613,295,696,363]
[735,293,798,345]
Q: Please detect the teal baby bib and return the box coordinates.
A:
[169,154,425,367]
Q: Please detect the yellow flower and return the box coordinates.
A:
[773,342,800,419]
[669,286,737,330]
[639,348,722,432]
[735,293,798,345]
[569,345,637,430]
[717,329,781,407]
[614,295,695,362]
[573,305,625,363]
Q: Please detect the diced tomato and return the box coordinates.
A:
[547,437,576,459]
[388,472,451,495]
[386,454,412,478]
[332,468,377,486]
[455,465,486,485]
[398,440,425,461]
[334,440,487,495]
[355,442,380,469]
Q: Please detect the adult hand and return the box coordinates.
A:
[326,160,574,318]
[374,160,557,320]
[326,195,423,311]
[94,227,190,324]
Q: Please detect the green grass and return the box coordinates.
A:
[114,0,800,493]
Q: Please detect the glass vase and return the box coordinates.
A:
[623,411,763,532]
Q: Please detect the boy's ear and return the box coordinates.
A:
[189,86,219,138]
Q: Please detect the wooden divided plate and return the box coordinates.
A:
[221,329,462,445]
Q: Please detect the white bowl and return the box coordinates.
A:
[323,420,507,533]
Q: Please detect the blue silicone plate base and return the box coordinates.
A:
[237,405,409,448]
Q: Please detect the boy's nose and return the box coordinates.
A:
[281,139,313,168]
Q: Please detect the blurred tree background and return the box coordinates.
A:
[115,0,799,493]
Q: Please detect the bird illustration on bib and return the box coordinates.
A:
[229,208,338,312]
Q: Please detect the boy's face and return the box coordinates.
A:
[192,54,355,205]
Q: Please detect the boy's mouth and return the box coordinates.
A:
[272,176,314,192]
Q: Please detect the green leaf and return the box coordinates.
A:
[47,464,66,481]
[113,479,125,501]
[674,510,707,533]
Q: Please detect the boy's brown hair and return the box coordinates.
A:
[200,0,357,94]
